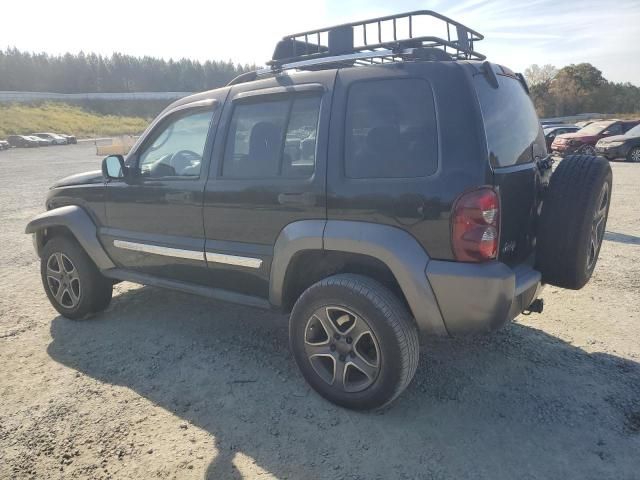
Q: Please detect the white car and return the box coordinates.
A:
[32,132,67,145]
[27,136,52,146]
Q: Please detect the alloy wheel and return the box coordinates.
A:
[46,252,81,308]
[303,306,381,393]
[631,148,640,163]
[587,182,609,271]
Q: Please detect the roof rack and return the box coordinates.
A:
[228,10,484,85]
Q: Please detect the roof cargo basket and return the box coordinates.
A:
[271,10,483,65]
[227,10,485,86]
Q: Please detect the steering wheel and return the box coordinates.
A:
[169,150,201,174]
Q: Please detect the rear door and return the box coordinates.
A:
[201,70,334,298]
[473,65,545,266]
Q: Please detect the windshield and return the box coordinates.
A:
[578,122,611,135]
[625,124,640,137]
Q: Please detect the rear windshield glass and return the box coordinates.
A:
[475,74,541,167]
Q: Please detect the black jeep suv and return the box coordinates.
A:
[26,11,612,410]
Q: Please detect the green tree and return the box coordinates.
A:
[0,48,254,93]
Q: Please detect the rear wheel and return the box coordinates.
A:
[627,147,640,163]
[40,236,113,319]
[290,274,419,410]
[536,154,612,289]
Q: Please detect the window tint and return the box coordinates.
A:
[344,79,437,179]
[605,123,623,135]
[139,110,213,178]
[222,95,321,178]
[475,74,542,167]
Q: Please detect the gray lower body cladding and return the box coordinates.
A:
[25,205,115,270]
[321,221,541,338]
[426,260,541,335]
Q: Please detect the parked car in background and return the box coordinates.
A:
[551,119,640,156]
[7,135,40,148]
[59,134,77,144]
[28,136,53,146]
[575,120,597,128]
[32,133,67,145]
[543,125,580,150]
[0,140,10,150]
[596,123,640,162]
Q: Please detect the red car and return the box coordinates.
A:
[551,119,640,156]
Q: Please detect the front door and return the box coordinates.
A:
[101,96,225,284]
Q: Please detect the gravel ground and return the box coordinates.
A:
[1,144,639,480]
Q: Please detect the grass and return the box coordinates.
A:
[0,102,149,138]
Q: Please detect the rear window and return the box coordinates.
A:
[475,74,541,167]
[344,78,438,179]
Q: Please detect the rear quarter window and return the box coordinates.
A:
[344,78,438,179]
[475,74,542,168]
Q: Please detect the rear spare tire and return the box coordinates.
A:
[536,154,612,289]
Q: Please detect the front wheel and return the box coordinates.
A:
[580,144,596,156]
[627,147,640,163]
[40,236,113,319]
[289,274,419,410]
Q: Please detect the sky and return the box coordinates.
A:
[1,0,639,85]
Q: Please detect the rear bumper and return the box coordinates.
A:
[426,260,542,335]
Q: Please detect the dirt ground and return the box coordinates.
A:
[1,144,639,480]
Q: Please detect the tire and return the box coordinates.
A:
[40,235,113,319]
[627,147,640,163]
[289,274,419,410]
[536,154,612,289]
[580,144,596,156]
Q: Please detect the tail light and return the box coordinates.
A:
[451,187,500,262]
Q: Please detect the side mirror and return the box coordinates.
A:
[102,155,127,180]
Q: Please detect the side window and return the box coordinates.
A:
[605,123,623,135]
[222,95,321,179]
[138,109,213,178]
[344,79,437,179]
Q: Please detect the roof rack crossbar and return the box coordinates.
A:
[257,48,417,75]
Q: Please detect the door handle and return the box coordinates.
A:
[277,192,315,206]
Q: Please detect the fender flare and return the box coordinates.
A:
[25,205,115,270]
[270,220,448,337]
[269,220,325,308]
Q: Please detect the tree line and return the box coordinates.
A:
[524,63,640,118]
[0,48,254,93]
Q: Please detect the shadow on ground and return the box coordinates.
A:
[605,231,640,245]
[48,286,640,480]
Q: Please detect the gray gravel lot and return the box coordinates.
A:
[1,144,639,480]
